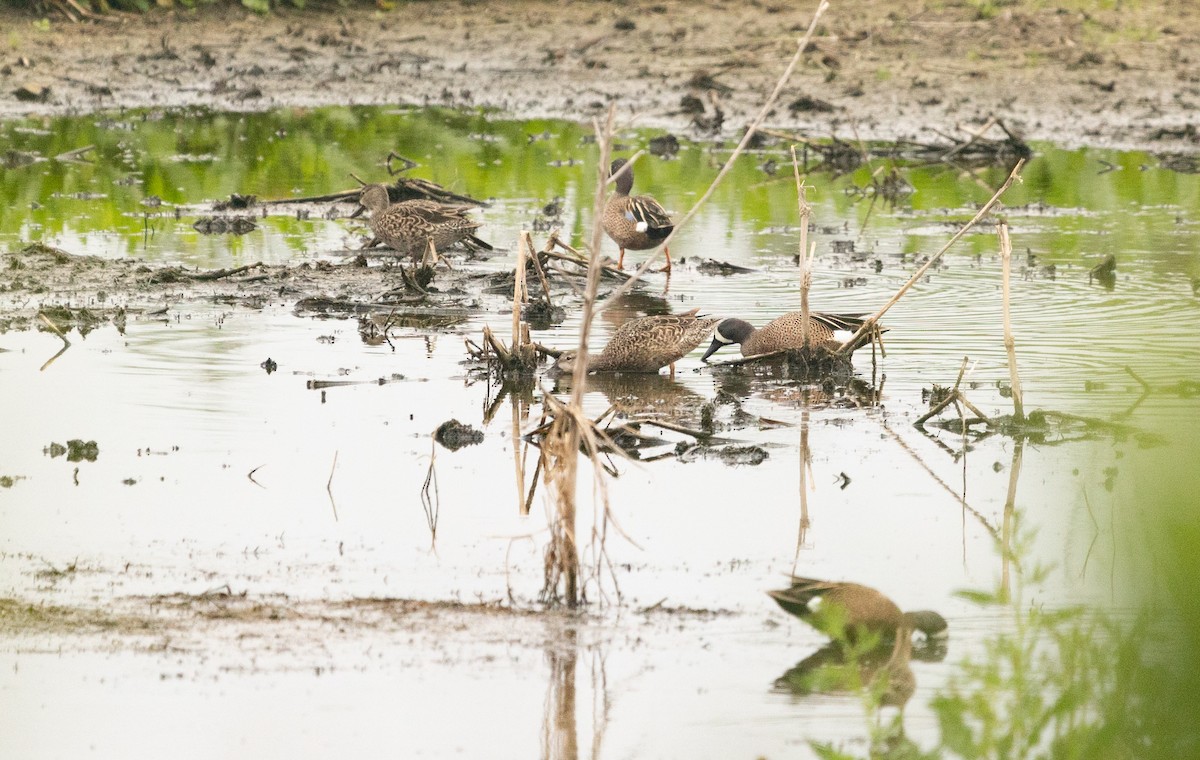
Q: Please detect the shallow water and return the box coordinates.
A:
[1,107,1199,758]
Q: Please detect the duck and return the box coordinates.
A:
[354,184,491,261]
[700,311,877,361]
[602,158,674,273]
[767,576,948,646]
[554,308,719,374]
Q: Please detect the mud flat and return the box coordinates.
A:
[1,0,1198,152]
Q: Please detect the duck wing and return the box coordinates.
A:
[626,195,674,236]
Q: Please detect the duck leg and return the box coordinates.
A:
[617,247,627,270]
[649,245,672,274]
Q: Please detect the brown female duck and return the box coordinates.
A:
[355,184,490,260]
[602,158,674,273]
[767,576,948,645]
[555,308,719,374]
[700,311,875,361]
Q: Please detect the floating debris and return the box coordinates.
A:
[693,258,756,276]
[213,193,258,210]
[13,83,51,102]
[46,440,99,463]
[788,95,836,113]
[434,419,484,451]
[1089,254,1116,288]
[648,133,681,158]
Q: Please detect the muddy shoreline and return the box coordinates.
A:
[1,0,1197,153]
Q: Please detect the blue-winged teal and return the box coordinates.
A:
[700,311,875,361]
[602,159,674,273]
[355,184,491,260]
[768,576,948,645]
[555,308,719,374]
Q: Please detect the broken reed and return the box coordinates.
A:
[997,221,1025,423]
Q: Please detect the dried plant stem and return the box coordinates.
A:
[915,357,969,427]
[997,221,1025,423]
[528,230,557,305]
[836,158,1026,355]
[792,146,815,349]
[38,312,71,347]
[597,0,831,310]
[942,116,998,161]
[513,233,528,348]
[542,105,618,607]
[326,450,340,522]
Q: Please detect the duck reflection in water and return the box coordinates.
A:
[768,577,948,709]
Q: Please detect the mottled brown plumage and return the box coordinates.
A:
[701,311,876,361]
[555,308,719,374]
[767,576,948,644]
[602,159,674,272]
[357,184,490,260]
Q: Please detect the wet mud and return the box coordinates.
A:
[1,1,1198,153]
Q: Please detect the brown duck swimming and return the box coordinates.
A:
[555,308,719,374]
[602,158,674,273]
[354,184,491,260]
[700,311,876,361]
[767,576,948,645]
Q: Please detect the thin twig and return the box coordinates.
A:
[326,450,339,522]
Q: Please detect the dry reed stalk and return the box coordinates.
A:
[942,116,999,161]
[792,145,816,349]
[914,357,969,426]
[596,0,831,310]
[539,106,619,607]
[528,230,557,306]
[513,233,528,348]
[835,159,1026,355]
[997,221,1025,423]
[37,312,71,347]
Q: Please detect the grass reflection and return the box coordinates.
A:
[3,106,1198,270]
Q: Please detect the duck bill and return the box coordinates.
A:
[700,337,724,362]
[349,205,365,218]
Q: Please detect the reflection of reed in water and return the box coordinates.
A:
[540,625,610,760]
[542,628,579,760]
